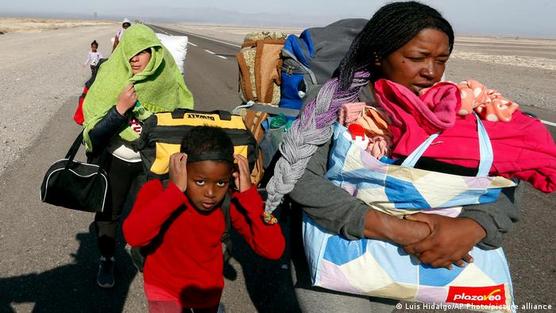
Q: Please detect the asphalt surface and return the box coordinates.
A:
[0,25,554,313]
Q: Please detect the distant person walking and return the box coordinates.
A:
[112,18,132,51]
[84,40,103,75]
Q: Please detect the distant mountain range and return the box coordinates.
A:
[2,6,351,28]
[4,5,553,39]
[142,7,340,27]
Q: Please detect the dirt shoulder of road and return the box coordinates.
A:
[0,20,116,176]
[0,17,113,33]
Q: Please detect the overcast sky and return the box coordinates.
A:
[2,0,555,38]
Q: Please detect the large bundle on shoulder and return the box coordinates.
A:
[235,20,368,183]
[237,31,288,106]
[280,19,368,111]
[156,33,188,74]
[235,31,287,183]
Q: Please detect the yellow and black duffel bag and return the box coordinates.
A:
[134,109,263,183]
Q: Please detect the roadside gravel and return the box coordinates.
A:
[0,25,115,176]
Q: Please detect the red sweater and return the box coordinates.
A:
[123,180,285,308]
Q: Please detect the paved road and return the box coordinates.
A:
[0,25,554,313]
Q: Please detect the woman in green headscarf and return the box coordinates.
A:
[82,24,194,288]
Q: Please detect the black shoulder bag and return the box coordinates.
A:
[40,132,109,213]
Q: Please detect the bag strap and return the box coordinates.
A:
[400,133,439,168]
[220,192,233,262]
[65,132,84,161]
[170,109,232,121]
[65,132,108,173]
[281,49,318,85]
[233,101,300,118]
[475,113,494,177]
[401,113,493,177]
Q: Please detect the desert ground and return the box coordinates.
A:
[0,19,117,176]
[0,17,113,33]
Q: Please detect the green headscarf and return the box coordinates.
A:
[82,24,194,152]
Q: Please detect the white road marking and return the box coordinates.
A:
[541,119,556,127]
[217,55,227,60]
[189,33,241,48]
[150,25,170,35]
[188,42,198,47]
[204,49,216,55]
[149,24,240,48]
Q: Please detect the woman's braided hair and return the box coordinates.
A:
[264,1,455,215]
[336,1,454,90]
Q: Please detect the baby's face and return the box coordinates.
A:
[185,160,232,212]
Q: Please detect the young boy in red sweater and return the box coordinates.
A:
[123,126,285,313]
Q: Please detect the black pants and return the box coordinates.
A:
[95,155,144,258]
[90,65,97,76]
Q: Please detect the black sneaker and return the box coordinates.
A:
[217,303,226,313]
[97,256,115,288]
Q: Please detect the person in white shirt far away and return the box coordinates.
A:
[84,40,104,75]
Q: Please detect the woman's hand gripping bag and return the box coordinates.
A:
[303,122,517,312]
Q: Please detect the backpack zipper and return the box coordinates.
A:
[281,49,318,85]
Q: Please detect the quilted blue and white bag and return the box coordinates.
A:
[326,116,516,216]
[303,117,517,312]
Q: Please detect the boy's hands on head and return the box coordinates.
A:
[169,153,188,192]
[116,84,137,115]
[232,155,252,193]
[402,213,484,269]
